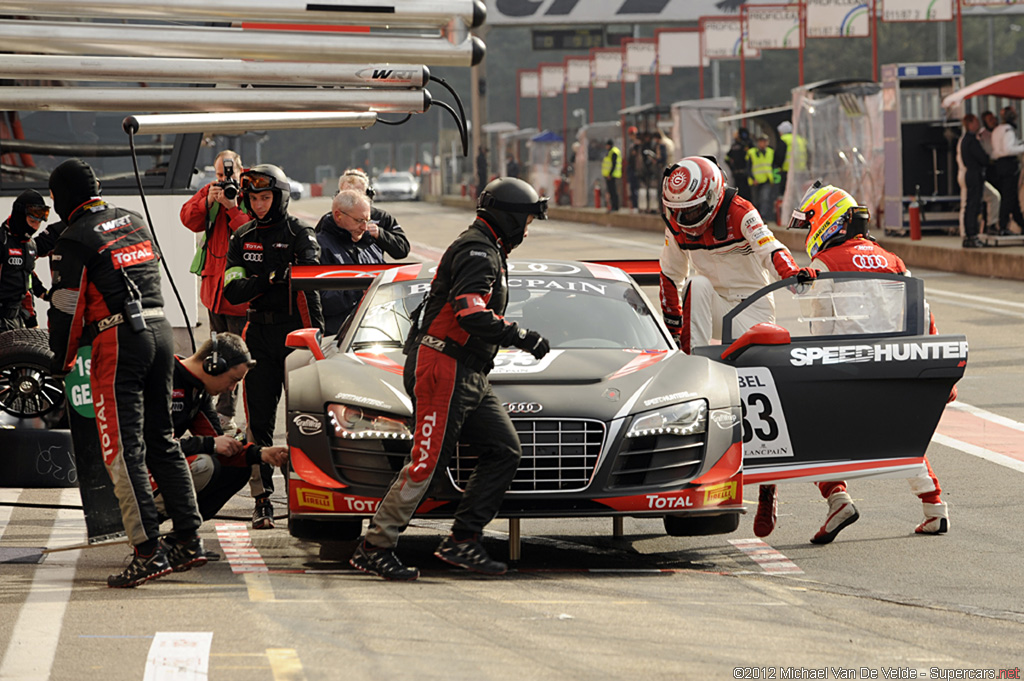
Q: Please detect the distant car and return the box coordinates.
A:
[373,171,419,201]
[288,178,304,201]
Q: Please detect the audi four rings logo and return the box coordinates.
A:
[243,252,263,262]
[852,254,888,269]
[503,402,543,414]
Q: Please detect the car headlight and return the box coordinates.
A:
[327,404,413,440]
[626,400,707,438]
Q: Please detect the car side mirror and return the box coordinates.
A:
[286,328,326,361]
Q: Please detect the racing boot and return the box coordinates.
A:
[163,534,210,573]
[252,496,275,530]
[349,541,419,581]
[811,490,859,544]
[435,534,507,575]
[915,501,949,535]
[107,544,172,588]
[753,484,778,538]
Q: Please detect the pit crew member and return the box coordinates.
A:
[0,190,47,330]
[48,158,205,588]
[223,163,323,530]
[350,177,551,581]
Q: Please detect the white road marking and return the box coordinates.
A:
[928,287,1024,311]
[932,434,1024,474]
[729,538,803,574]
[0,488,86,681]
[0,489,18,538]
[215,522,275,602]
[143,632,213,681]
[947,400,1024,433]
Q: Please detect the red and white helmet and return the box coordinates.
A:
[661,156,726,238]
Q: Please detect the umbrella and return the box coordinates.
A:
[942,71,1024,109]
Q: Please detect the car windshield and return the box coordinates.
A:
[351,277,670,351]
[376,174,413,185]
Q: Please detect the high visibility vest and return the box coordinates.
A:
[602,147,622,179]
[780,133,807,172]
[746,146,774,184]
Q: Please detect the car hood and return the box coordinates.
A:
[287,347,738,422]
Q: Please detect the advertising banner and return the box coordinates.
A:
[519,70,539,98]
[593,49,623,83]
[624,39,657,75]
[566,56,591,93]
[656,29,703,74]
[702,16,761,60]
[539,63,565,97]
[882,0,953,21]
[805,0,871,38]
[487,0,782,25]
[747,5,802,49]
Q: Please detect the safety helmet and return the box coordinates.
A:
[661,156,726,238]
[241,163,290,225]
[9,189,49,240]
[476,177,548,253]
[790,183,866,258]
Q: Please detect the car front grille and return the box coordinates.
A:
[608,430,706,490]
[449,418,605,493]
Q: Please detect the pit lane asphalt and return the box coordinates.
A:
[1,198,1021,680]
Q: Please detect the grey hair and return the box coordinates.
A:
[333,189,369,214]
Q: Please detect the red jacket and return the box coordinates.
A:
[180,184,250,316]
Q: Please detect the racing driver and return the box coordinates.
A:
[658,155,818,538]
[779,183,951,543]
[350,177,551,581]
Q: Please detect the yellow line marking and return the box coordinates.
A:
[245,572,276,602]
[267,648,306,681]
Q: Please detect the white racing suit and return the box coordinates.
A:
[659,192,802,354]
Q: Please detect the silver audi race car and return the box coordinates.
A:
[282,261,966,546]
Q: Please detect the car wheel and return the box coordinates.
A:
[663,512,740,537]
[288,516,363,542]
[0,328,67,424]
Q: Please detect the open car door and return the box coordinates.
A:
[694,272,967,485]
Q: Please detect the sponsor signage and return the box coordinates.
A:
[789,340,969,366]
[539,63,566,97]
[656,29,703,74]
[487,0,784,25]
[805,0,871,38]
[747,5,802,50]
[623,39,657,75]
[737,367,795,459]
[701,17,761,60]
[519,70,540,98]
[565,56,591,93]
[592,49,623,83]
[882,0,953,21]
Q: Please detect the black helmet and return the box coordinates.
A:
[241,163,290,225]
[48,158,101,223]
[476,177,547,252]
[9,189,49,239]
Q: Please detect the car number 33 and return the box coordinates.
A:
[736,367,794,459]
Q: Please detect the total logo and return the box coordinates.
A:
[111,240,155,269]
[503,402,543,414]
[852,254,889,269]
[645,493,694,510]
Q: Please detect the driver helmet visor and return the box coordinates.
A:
[788,180,825,230]
[671,201,712,227]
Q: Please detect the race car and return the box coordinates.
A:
[283,261,966,546]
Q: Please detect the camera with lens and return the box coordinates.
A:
[215,157,240,201]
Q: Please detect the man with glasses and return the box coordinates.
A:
[223,163,323,530]
[0,189,49,330]
[315,189,410,336]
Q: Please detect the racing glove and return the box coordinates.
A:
[795,267,818,283]
[512,327,551,360]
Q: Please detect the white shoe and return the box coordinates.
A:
[811,491,859,544]
[915,501,949,534]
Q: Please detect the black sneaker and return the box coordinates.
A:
[962,236,983,249]
[163,535,210,573]
[252,497,275,530]
[349,542,419,581]
[107,547,172,588]
[434,534,507,575]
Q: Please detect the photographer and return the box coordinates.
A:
[180,150,249,434]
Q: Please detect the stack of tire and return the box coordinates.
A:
[0,328,76,488]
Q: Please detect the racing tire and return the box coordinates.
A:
[663,512,741,537]
[288,516,363,542]
[0,328,67,424]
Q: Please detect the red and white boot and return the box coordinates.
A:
[811,491,859,544]
[915,501,949,534]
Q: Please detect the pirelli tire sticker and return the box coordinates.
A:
[737,367,794,459]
